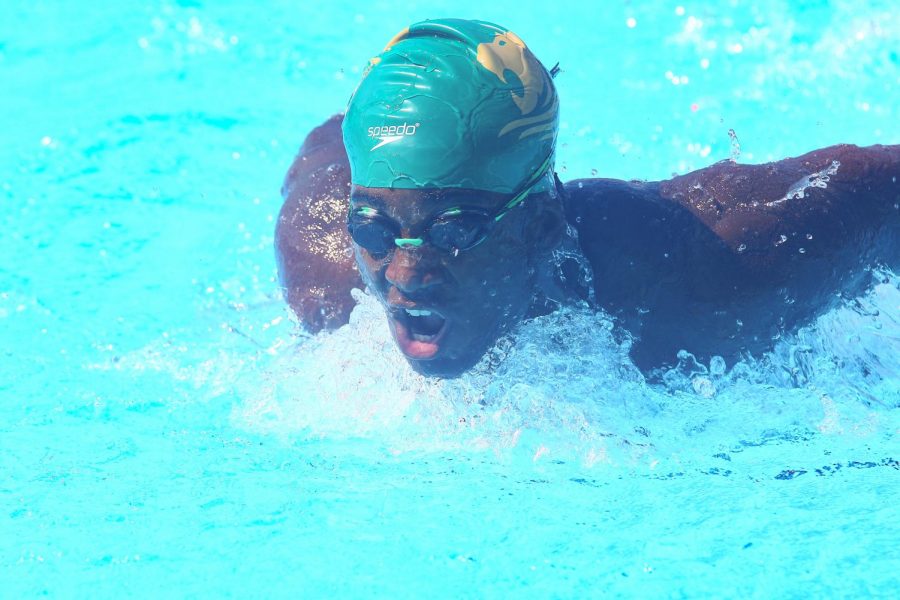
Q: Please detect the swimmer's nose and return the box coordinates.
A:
[384,247,444,295]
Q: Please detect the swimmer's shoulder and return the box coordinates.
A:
[564,143,899,267]
[560,176,703,266]
[654,143,899,221]
[276,113,360,333]
[560,176,735,312]
[281,113,347,200]
[654,143,899,268]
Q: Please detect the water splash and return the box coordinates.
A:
[230,269,899,468]
[727,128,741,162]
[550,224,596,305]
[766,160,841,206]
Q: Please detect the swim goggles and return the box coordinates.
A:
[348,154,553,257]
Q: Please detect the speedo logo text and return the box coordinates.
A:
[368,122,419,150]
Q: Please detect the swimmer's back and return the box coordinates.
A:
[565,144,900,369]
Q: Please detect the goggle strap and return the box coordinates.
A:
[494,153,554,222]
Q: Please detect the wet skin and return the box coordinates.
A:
[276,114,900,374]
[347,187,535,375]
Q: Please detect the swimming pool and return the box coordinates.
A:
[1,0,898,596]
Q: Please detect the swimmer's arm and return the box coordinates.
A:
[658,144,900,282]
[275,114,362,332]
[564,144,898,368]
[652,143,899,341]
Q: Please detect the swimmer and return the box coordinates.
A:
[276,18,899,376]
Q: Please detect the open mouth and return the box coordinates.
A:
[400,308,446,340]
[389,307,449,359]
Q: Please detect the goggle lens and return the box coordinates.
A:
[428,216,491,252]
[348,152,552,257]
[348,218,396,255]
[349,211,491,256]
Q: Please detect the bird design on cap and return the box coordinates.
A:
[475,31,557,141]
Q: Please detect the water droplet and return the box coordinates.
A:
[727,128,741,161]
[805,233,813,240]
[799,247,806,254]
[591,169,598,176]
[709,355,726,376]
[736,243,747,253]
[692,377,715,398]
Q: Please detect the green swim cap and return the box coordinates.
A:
[342,18,558,194]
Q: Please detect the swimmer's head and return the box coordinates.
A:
[343,19,566,377]
[342,18,559,195]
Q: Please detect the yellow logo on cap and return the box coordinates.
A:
[476,31,557,141]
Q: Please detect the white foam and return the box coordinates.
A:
[230,271,899,467]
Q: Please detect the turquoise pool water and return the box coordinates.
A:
[2,0,898,596]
